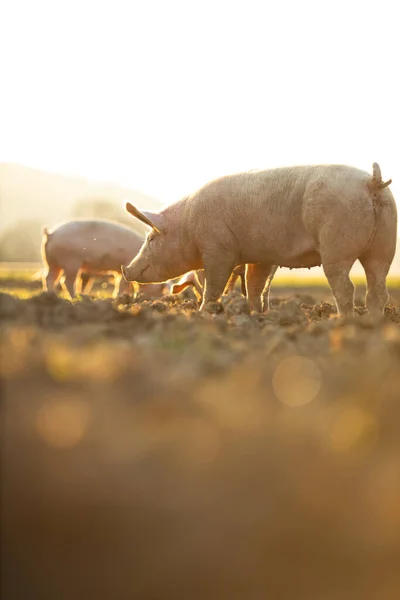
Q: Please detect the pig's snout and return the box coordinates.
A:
[121,265,129,281]
[121,264,150,283]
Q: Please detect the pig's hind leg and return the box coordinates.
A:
[359,256,390,316]
[224,271,239,294]
[358,215,396,316]
[262,265,278,311]
[62,267,80,299]
[81,273,94,294]
[73,269,86,295]
[322,260,355,316]
[43,265,62,293]
[246,264,275,312]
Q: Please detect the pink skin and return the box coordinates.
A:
[122,163,397,315]
[42,219,143,299]
[121,203,202,286]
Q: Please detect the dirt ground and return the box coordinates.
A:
[2,279,400,600]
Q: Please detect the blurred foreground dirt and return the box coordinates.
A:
[1,285,400,600]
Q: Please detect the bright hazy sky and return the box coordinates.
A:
[1,0,399,207]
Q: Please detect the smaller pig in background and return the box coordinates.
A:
[41,219,145,299]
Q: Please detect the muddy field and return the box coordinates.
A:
[2,276,400,600]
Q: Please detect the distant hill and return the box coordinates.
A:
[0,163,163,232]
[0,163,164,261]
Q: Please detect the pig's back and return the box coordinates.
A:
[187,164,379,265]
[44,219,143,273]
[191,164,371,215]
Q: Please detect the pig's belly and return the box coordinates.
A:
[241,232,320,268]
[277,251,322,269]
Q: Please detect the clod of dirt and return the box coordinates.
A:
[258,310,280,324]
[150,301,168,313]
[26,291,69,308]
[115,293,133,306]
[221,292,250,316]
[0,293,23,319]
[203,301,224,315]
[229,314,253,328]
[306,302,337,321]
[158,294,181,305]
[385,305,400,323]
[277,299,309,326]
[181,300,198,311]
[72,298,120,323]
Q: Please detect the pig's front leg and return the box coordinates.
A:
[199,256,235,311]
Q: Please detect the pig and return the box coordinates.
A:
[168,270,204,298]
[41,219,145,299]
[121,163,397,316]
[170,267,246,299]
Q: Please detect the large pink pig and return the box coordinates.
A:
[122,163,397,315]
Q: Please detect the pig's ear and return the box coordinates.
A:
[125,202,162,234]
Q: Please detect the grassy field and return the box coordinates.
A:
[2,266,400,599]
